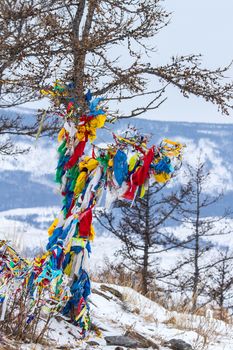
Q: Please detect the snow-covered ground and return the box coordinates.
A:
[1,205,233,274]
[0,206,122,268]
[89,283,233,350]
[1,217,233,348]
[0,207,59,254]
[7,282,233,350]
[1,117,233,349]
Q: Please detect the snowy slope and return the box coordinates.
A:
[5,282,233,350]
[1,110,233,349]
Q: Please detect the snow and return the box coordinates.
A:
[1,117,233,195]
[0,217,46,252]
[0,206,59,218]
[1,216,233,348]
[0,139,57,175]
[175,137,233,193]
[13,282,233,349]
[0,206,232,350]
[1,118,233,348]
[0,207,59,253]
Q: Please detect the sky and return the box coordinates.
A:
[21,0,233,124]
[150,0,233,123]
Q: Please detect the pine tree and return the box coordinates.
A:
[206,248,233,320]
[97,184,188,295]
[165,159,231,311]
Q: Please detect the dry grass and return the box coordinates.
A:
[93,259,233,322]
[91,258,142,290]
[0,286,53,345]
[165,294,233,324]
[94,260,233,350]
[92,257,167,307]
[118,287,159,325]
[163,311,228,350]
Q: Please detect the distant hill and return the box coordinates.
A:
[0,108,233,215]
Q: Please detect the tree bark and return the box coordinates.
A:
[142,191,150,295]
[72,0,96,111]
[192,171,201,311]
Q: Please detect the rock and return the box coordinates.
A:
[100,284,124,300]
[92,288,112,301]
[105,335,140,348]
[125,330,159,349]
[105,332,159,349]
[87,340,100,346]
[164,338,193,350]
[115,347,125,350]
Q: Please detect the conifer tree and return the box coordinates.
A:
[164,160,231,311]
[98,184,188,295]
[206,248,233,320]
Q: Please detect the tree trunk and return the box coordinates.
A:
[72,0,96,112]
[73,51,86,110]
[142,243,149,295]
[219,261,226,320]
[192,172,201,312]
[141,191,150,295]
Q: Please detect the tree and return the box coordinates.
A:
[165,160,232,311]
[0,110,60,155]
[1,0,232,116]
[0,0,63,155]
[206,248,233,320]
[97,183,188,295]
[1,1,232,154]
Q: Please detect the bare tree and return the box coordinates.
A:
[0,111,60,155]
[0,0,63,107]
[205,248,233,320]
[1,0,232,116]
[97,184,188,295]
[0,0,62,155]
[165,160,232,311]
[1,1,232,153]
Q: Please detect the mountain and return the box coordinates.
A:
[1,111,233,213]
[1,108,233,248]
[0,170,59,210]
[1,111,233,350]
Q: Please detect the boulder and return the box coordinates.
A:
[164,338,193,350]
[86,340,100,346]
[125,330,159,349]
[100,284,124,300]
[105,335,140,348]
[105,333,159,349]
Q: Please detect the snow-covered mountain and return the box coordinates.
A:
[0,109,233,252]
[1,111,233,350]
[1,113,233,213]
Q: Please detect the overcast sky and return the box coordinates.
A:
[22,1,233,124]
[149,0,233,123]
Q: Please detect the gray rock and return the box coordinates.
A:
[86,340,100,346]
[100,285,124,300]
[115,347,125,350]
[164,338,193,350]
[125,330,159,349]
[105,335,140,348]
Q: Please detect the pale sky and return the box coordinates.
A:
[21,1,233,124]
[149,0,233,123]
